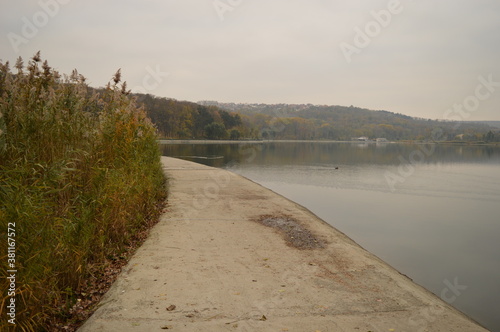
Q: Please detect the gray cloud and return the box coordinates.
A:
[1,0,499,120]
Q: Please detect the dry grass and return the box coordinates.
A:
[0,53,167,331]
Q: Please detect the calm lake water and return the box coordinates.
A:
[161,141,500,331]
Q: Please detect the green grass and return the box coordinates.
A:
[0,53,167,331]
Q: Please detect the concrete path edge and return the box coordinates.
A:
[78,157,489,332]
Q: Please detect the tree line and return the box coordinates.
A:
[135,95,499,142]
[133,94,249,139]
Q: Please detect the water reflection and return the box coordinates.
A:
[160,141,500,167]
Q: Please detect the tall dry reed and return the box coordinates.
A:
[0,53,167,331]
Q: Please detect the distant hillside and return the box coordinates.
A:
[132,94,250,139]
[120,93,499,141]
[198,101,498,141]
[468,121,500,129]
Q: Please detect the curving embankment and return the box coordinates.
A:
[79,157,489,332]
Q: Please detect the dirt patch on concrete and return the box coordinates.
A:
[254,214,325,249]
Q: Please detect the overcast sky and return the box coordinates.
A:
[1,0,500,120]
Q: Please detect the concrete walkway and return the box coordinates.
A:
[79,157,488,332]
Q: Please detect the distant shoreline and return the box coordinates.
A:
[159,139,500,146]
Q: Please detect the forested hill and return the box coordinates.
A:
[469,121,500,129]
[130,93,499,141]
[197,101,498,141]
[133,94,249,139]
